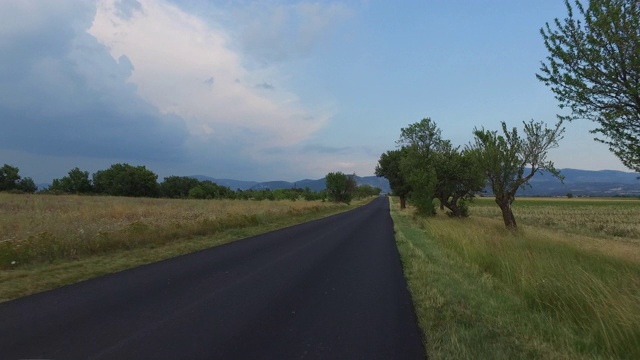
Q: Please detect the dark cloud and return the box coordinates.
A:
[0,1,189,163]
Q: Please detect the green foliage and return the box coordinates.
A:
[432,142,485,217]
[470,120,565,229]
[159,176,201,198]
[92,163,159,197]
[16,177,37,193]
[401,148,437,216]
[48,167,93,194]
[397,118,442,216]
[353,184,381,199]
[376,148,411,207]
[325,172,357,204]
[0,164,36,193]
[538,0,640,172]
[0,164,21,191]
[188,181,234,199]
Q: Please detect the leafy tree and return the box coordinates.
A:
[538,0,640,172]
[159,176,200,198]
[0,164,21,191]
[396,118,444,215]
[48,167,93,194]
[188,181,234,199]
[469,120,565,230]
[375,149,411,209]
[325,172,357,204]
[432,142,485,217]
[17,177,37,193]
[93,163,159,197]
[354,184,381,199]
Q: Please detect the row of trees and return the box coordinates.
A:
[377,0,640,229]
[1,163,381,202]
[376,118,564,230]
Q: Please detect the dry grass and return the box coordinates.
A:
[0,193,349,268]
[470,197,640,240]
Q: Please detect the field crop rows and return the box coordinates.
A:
[470,197,640,240]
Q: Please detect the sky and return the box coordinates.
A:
[0,0,632,184]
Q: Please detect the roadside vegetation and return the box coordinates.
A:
[391,196,640,359]
[0,193,374,302]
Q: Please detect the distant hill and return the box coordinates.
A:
[515,168,639,197]
[189,175,392,193]
[193,169,638,197]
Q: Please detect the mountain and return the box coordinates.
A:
[192,169,638,197]
[189,175,393,193]
[513,169,639,197]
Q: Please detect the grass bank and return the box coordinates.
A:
[391,197,640,359]
[0,193,366,302]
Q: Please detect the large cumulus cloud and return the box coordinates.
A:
[0,0,189,161]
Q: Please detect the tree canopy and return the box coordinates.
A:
[0,164,37,193]
[325,172,357,204]
[469,120,565,229]
[538,0,640,172]
[375,149,411,209]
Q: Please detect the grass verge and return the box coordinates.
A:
[391,197,640,359]
[0,194,370,302]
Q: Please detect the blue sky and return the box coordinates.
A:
[0,0,631,183]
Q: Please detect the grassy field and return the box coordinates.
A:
[0,193,363,302]
[392,196,640,359]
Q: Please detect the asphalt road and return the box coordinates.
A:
[0,197,425,359]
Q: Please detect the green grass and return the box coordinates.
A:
[391,197,640,359]
[0,194,370,302]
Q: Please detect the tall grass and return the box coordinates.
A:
[392,197,640,359]
[0,193,348,268]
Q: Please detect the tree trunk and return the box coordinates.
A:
[400,195,406,209]
[498,201,517,230]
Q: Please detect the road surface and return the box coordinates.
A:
[0,197,425,359]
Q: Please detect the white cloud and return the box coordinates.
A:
[89,0,331,151]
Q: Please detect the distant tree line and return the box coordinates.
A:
[0,163,381,202]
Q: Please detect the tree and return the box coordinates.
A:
[469,120,565,230]
[431,142,485,217]
[93,163,159,197]
[375,149,411,209]
[538,0,640,172]
[0,164,21,191]
[159,176,200,198]
[325,172,357,204]
[17,177,37,193]
[48,167,93,194]
[396,118,444,215]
